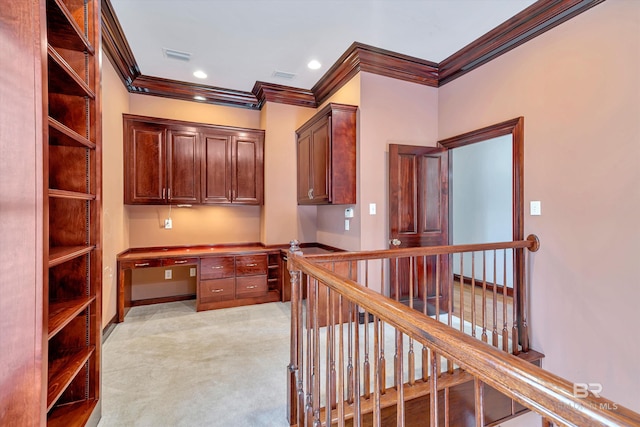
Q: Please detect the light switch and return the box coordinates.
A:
[369,203,376,215]
[530,201,541,216]
[344,219,350,231]
[164,269,172,280]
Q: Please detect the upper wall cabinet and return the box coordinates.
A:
[296,103,357,205]
[123,115,264,205]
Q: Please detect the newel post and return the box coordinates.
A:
[521,234,540,353]
[287,240,303,426]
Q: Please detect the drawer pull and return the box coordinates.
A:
[134,262,150,267]
[246,285,258,289]
[245,263,258,267]
[174,260,188,264]
[211,289,224,293]
[211,266,224,269]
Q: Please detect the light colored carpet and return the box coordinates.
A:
[99,300,291,427]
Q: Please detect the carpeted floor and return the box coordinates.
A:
[99,300,292,427]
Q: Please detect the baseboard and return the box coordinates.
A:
[131,294,196,307]
[454,274,514,298]
[102,313,117,342]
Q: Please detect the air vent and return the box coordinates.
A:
[162,48,191,61]
[272,70,296,80]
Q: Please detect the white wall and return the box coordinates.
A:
[452,135,513,286]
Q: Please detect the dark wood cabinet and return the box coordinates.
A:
[197,252,277,311]
[45,0,103,425]
[201,132,264,205]
[124,115,264,205]
[124,118,201,204]
[296,103,357,205]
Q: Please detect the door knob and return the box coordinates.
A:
[389,238,402,247]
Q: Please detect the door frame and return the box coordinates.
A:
[438,117,525,337]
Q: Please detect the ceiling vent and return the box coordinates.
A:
[272,70,296,80]
[163,48,191,61]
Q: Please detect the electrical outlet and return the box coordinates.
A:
[164,269,172,280]
[164,218,172,229]
[369,203,376,215]
[344,219,350,231]
[190,267,196,277]
[344,207,354,218]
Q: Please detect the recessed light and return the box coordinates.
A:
[194,95,206,101]
[307,60,321,70]
[193,70,207,79]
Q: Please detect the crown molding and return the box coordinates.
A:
[252,82,317,109]
[101,0,604,109]
[438,0,605,85]
[312,42,439,106]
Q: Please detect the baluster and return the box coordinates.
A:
[511,248,519,355]
[347,299,354,405]
[394,329,401,389]
[291,268,304,427]
[408,257,415,386]
[471,251,476,337]
[521,248,530,352]
[459,253,465,333]
[474,378,484,427]
[502,249,509,352]
[305,276,313,426]
[444,386,450,427]
[353,301,361,427]
[430,349,439,426]
[325,285,334,427]
[492,249,499,348]
[447,256,454,374]
[337,294,345,426]
[373,316,381,427]
[380,261,386,394]
[363,260,371,399]
[396,331,405,426]
[481,251,488,343]
[313,279,321,426]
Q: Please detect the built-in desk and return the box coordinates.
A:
[117,244,282,322]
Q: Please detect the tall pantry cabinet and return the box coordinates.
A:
[45,0,103,425]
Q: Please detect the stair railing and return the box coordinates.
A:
[286,236,640,427]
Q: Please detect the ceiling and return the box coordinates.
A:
[110,0,537,93]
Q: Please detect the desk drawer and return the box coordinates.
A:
[121,259,162,269]
[200,278,235,303]
[200,256,235,279]
[236,254,267,276]
[236,275,267,298]
[163,257,198,267]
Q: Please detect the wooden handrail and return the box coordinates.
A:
[303,234,540,262]
[288,252,640,427]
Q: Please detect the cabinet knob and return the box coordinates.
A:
[174,260,188,264]
[211,265,224,269]
[246,263,258,267]
[246,285,258,289]
[308,188,314,199]
[134,262,150,267]
[211,289,223,293]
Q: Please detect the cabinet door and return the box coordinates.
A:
[167,128,200,203]
[125,123,165,204]
[202,133,232,204]
[310,117,330,203]
[233,134,263,205]
[297,129,312,203]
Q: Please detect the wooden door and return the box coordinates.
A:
[167,128,200,203]
[202,133,232,204]
[388,144,449,314]
[126,122,165,204]
[297,129,312,203]
[310,117,330,203]
[232,134,263,205]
